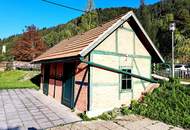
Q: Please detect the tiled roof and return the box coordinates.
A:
[33,11,164,63]
[33,18,119,62]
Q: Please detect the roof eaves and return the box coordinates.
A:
[79,11,164,63]
[130,13,165,63]
[32,55,80,64]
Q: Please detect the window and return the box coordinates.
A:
[121,69,132,90]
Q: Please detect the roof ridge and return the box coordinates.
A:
[33,12,127,62]
[33,11,164,63]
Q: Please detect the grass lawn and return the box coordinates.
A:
[0,70,40,89]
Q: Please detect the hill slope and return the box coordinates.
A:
[1,0,190,62]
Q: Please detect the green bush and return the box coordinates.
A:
[98,112,113,120]
[121,106,132,115]
[0,54,13,61]
[131,79,190,128]
[79,109,118,121]
[98,110,117,120]
[78,113,98,121]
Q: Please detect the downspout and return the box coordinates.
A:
[80,57,157,83]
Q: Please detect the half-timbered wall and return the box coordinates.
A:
[74,62,88,111]
[88,21,151,116]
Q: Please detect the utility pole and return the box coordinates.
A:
[86,0,95,12]
[160,0,164,12]
[169,22,176,78]
[86,0,95,29]
[140,0,145,7]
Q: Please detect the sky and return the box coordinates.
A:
[0,0,159,39]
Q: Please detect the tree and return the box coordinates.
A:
[11,25,47,61]
[175,32,190,62]
[1,0,190,63]
[43,31,60,47]
[176,9,190,36]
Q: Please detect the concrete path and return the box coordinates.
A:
[48,115,185,130]
[0,89,81,130]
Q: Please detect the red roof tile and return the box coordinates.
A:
[33,18,119,62]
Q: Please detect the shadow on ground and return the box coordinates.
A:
[0,126,37,130]
[30,74,41,87]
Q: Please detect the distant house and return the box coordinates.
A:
[33,11,164,117]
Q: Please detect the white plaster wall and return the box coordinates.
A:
[95,32,116,52]
[118,27,133,55]
[132,58,151,99]
[122,22,150,56]
[89,21,152,115]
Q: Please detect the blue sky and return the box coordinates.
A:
[0,0,159,39]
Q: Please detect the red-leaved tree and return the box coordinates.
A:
[11,25,47,61]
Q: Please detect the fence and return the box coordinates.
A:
[13,61,40,70]
[153,63,190,79]
[0,61,10,71]
[0,61,40,71]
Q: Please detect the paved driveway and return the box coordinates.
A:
[0,89,81,130]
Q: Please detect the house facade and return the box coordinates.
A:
[33,11,164,117]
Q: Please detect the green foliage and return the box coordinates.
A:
[98,112,113,120]
[175,31,190,62]
[0,54,13,61]
[131,79,190,128]
[166,13,174,23]
[98,110,117,120]
[78,113,98,121]
[136,0,190,62]
[121,106,132,115]
[79,109,118,121]
[0,70,39,89]
[43,31,64,47]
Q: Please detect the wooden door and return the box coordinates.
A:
[62,63,75,108]
[43,64,50,95]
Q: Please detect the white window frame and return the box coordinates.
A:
[120,66,132,92]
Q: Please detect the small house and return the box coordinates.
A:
[33,11,164,117]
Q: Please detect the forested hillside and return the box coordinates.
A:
[0,0,190,62]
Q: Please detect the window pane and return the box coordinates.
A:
[121,68,132,90]
[127,80,132,89]
[122,80,127,89]
[122,69,126,79]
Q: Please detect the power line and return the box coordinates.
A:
[41,0,100,30]
[42,0,86,13]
